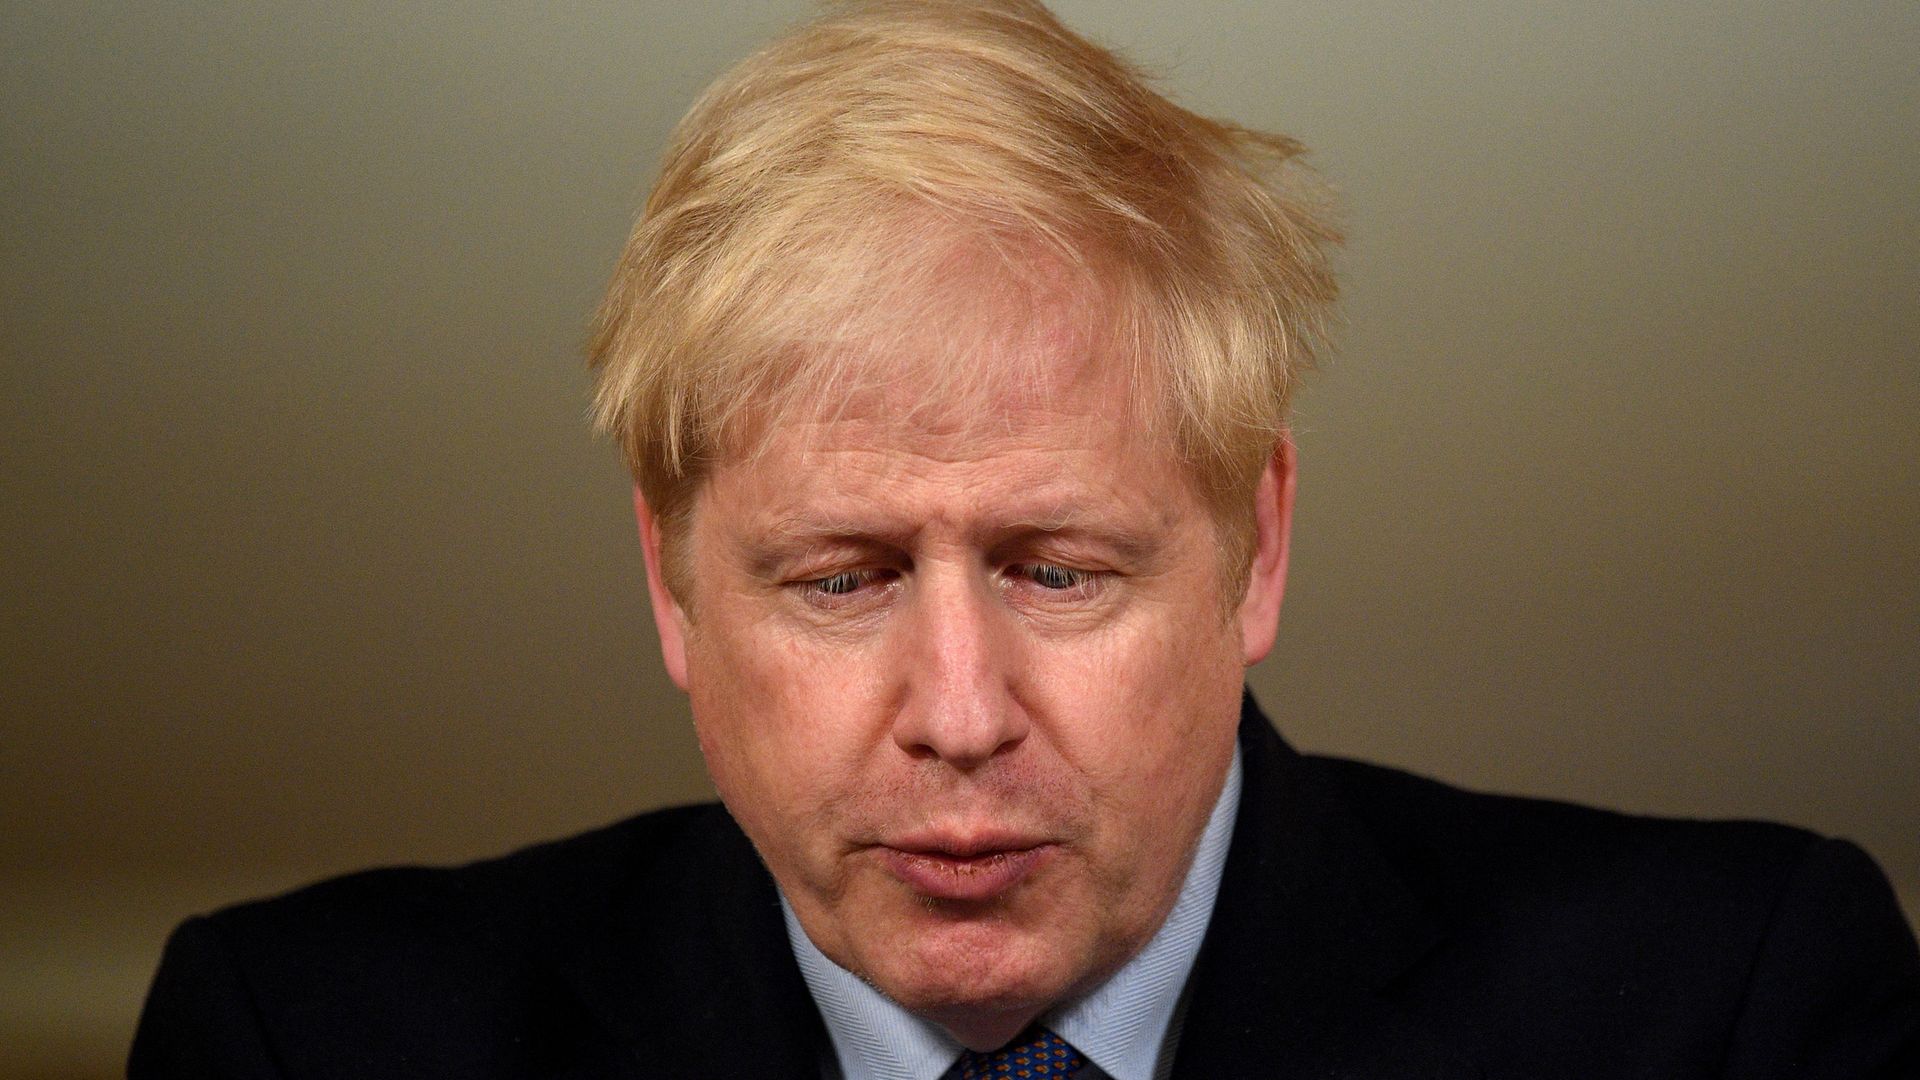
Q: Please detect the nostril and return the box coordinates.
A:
[892,694,1029,771]
[898,740,940,762]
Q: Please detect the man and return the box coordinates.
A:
[133,1,1918,1077]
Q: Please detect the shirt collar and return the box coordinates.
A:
[783,746,1244,1080]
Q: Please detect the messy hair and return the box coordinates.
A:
[590,0,1339,597]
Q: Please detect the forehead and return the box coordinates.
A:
[701,329,1192,539]
[782,319,1121,455]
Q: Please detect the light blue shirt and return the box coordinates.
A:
[782,746,1243,1080]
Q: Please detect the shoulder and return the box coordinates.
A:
[1296,751,1915,955]
[1294,753,1920,1062]
[1303,753,1836,917]
[132,802,758,1076]
[199,801,739,963]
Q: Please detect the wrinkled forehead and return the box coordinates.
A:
[760,359,1148,482]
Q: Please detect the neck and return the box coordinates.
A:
[925,1004,1045,1052]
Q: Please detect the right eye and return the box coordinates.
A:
[795,568,898,608]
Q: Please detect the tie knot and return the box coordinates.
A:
[955,1026,1087,1079]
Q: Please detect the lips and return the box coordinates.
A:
[878,835,1057,902]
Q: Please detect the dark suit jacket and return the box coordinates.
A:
[132,697,1920,1077]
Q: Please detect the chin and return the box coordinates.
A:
[857,909,1091,1017]
[868,928,1108,1051]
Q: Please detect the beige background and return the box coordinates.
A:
[4,1,1916,1075]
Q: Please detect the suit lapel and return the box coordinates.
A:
[546,807,827,1078]
[1172,697,1468,1078]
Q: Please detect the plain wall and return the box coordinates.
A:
[3,1,1915,1074]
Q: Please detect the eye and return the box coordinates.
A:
[1005,562,1103,600]
[795,567,898,608]
[816,571,866,595]
[1024,563,1087,590]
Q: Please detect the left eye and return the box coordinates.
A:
[1018,563,1089,590]
[815,571,867,595]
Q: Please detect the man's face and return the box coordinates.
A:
[640,343,1286,1046]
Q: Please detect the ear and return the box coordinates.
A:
[1238,437,1297,666]
[632,485,691,691]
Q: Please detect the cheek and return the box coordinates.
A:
[683,616,881,839]
[1037,605,1242,811]
[1057,597,1240,721]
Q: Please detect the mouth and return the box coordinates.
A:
[876,836,1058,903]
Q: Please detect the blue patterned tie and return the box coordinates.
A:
[954,1026,1088,1079]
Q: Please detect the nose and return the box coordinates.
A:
[890,568,1029,769]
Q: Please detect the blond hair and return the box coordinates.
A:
[590,0,1338,596]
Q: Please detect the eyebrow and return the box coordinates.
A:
[735,515,911,578]
[738,503,1167,575]
[996,508,1168,563]
[751,513,917,549]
